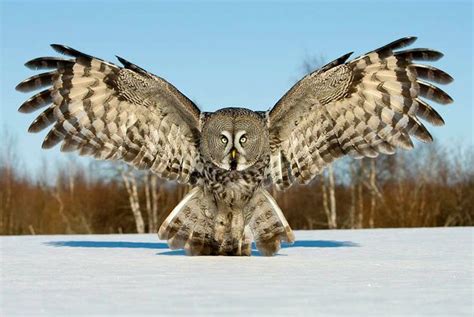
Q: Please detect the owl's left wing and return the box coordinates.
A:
[16,45,201,183]
[268,37,453,190]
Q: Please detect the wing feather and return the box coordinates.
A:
[17,45,201,183]
[268,37,453,189]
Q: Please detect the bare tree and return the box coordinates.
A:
[348,162,358,229]
[121,168,145,234]
[362,159,384,228]
[144,173,161,233]
[51,182,73,234]
[321,166,337,228]
[349,160,366,229]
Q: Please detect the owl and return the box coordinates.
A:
[17,37,453,256]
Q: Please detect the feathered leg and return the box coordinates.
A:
[159,187,252,256]
[248,188,295,256]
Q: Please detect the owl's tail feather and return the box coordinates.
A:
[158,187,212,255]
[248,188,295,256]
[158,187,252,256]
[159,187,294,256]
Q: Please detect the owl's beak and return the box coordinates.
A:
[230,148,238,170]
[230,148,237,160]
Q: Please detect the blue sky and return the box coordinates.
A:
[1,0,472,174]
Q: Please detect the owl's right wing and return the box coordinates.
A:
[267,37,453,190]
[17,45,201,183]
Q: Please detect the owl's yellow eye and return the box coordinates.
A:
[240,135,247,144]
[221,135,228,144]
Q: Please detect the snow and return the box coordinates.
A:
[1,228,472,316]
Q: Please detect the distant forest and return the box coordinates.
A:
[1,130,472,235]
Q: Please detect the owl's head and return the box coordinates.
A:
[201,108,269,171]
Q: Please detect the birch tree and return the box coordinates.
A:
[144,173,161,233]
[121,168,145,234]
[321,166,337,229]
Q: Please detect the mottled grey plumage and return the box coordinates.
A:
[17,37,453,256]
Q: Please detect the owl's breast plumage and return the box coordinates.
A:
[195,155,270,206]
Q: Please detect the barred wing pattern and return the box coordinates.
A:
[268,37,453,189]
[16,45,201,183]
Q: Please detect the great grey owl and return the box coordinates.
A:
[17,37,453,256]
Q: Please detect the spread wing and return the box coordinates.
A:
[268,37,453,190]
[17,45,201,183]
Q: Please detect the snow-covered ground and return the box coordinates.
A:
[1,228,472,316]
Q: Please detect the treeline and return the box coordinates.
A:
[279,143,473,229]
[0,133,473,235]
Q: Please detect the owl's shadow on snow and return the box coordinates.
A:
[46,240,358,256]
